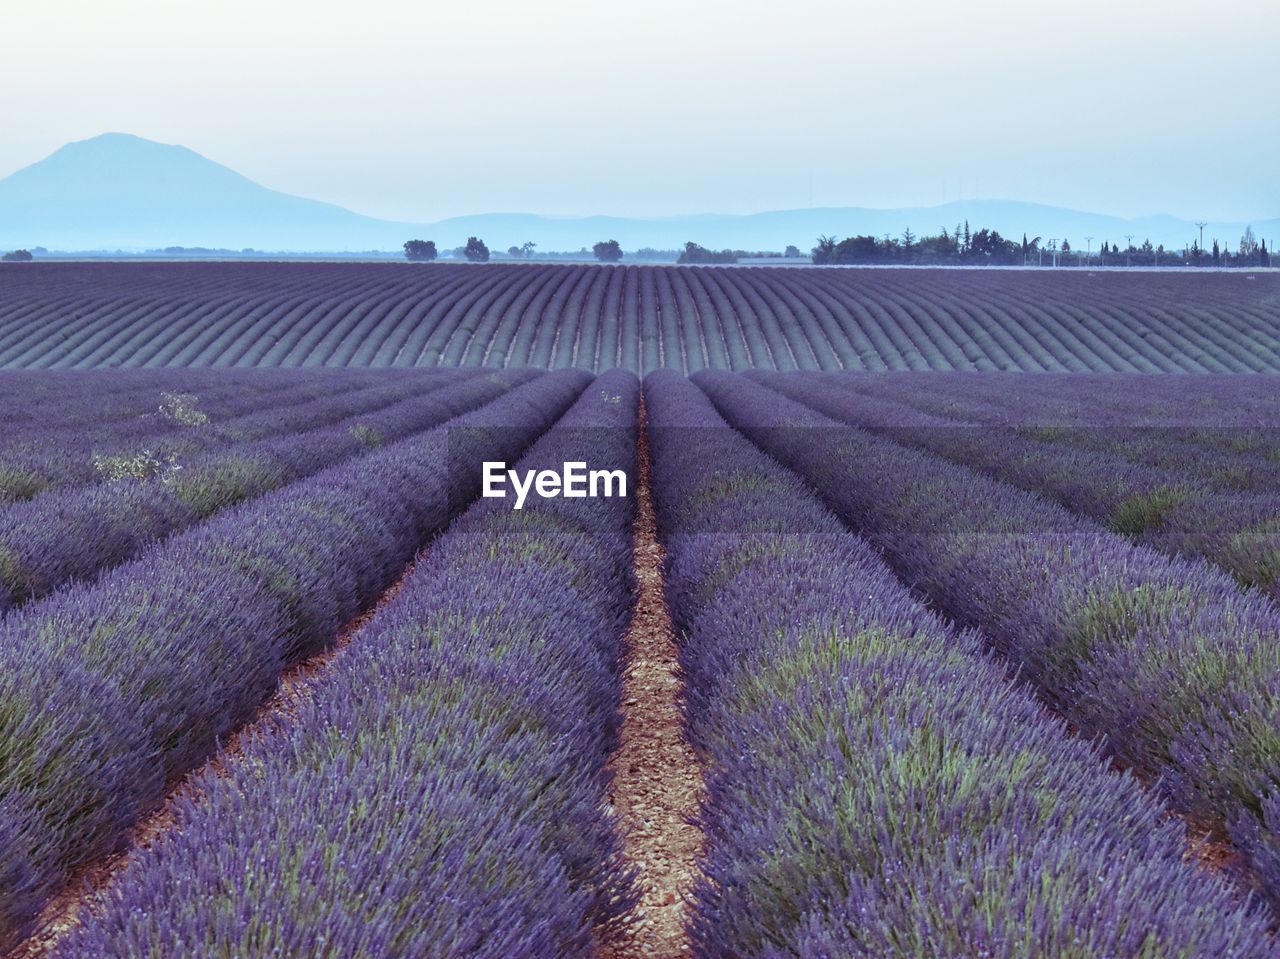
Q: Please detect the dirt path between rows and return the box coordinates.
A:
[7,560,421,959]
[601,400,703,959]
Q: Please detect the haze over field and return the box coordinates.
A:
[0,134,1276,254]
[0,0,1276,253]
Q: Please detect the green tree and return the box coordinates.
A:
[402,239,437,262]
[593,239,623,262]
[464,237,490,262]
[811,235,836,264]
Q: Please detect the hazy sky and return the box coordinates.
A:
[2,0,1276,222]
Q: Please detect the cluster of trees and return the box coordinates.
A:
[1080,234,1270,268]
[405,227,1274,269]
[402,237,490,262]
[677,242,739,264]
[405,237,604,262]
[811,223,1274,269]
[675,242,803,264]
[813,222,1023,265]
[1201,227,1272,268]
[1,250,33,262]
[403,238,804,265]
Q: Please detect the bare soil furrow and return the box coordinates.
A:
[601,401,703,959]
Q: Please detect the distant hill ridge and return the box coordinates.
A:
[0,134,1276,253]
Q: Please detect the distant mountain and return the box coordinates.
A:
[0,134,1275,254]
[0,133,420,251]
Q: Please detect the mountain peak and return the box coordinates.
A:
[38,132,224,173]
[0,134,393,251]
[69,131,168,146]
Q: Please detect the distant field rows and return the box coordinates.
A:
[1,262,1277,372]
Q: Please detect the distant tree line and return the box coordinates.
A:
[402,237,797,264]
[677,242,805,264]
[1,250,33,262]
[407,224,1270,270]
[812,222,1023,265]
[811,222,1273,268]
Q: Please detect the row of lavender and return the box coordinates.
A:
[840,372,1280,495]
[846,372,1280,583]
[0,370,588,951]
[850,370,1280,427]
[0,371,381,455]
[52,372,641,956]
[0,369,310,434]
[782,371,1280,489]
[647,370,1274,955]
[751,371,1280,601]
[2,264,1277,373]
[0,371,508,612]
[0,369,458,503]
[1,373,296,502]
[698,370,1280,916]
[4,368,1279,955]
[842,370,1280,499]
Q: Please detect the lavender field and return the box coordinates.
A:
[1,362,1279,958]
[0,263,1278,372]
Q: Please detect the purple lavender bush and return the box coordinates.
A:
[0,370,509,612]
[755,371,1280,599]
[645,369,1273,958]
[0,369,590,953]
[56,370,640,958]
[0,369,445,503]
[696,369,1280,917]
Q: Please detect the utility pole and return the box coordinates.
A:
[1196,222,1207,264]
[1048,239,1059,268]
[1124,234,1134,268]
[1084,235,1093,267]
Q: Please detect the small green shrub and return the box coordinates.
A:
[1108,486,1189,536]
[349,424,385,448]
[158,392,209,426]
[93,450,181,484]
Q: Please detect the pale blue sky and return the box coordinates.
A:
[2,0,1276,221]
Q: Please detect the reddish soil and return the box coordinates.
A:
[1186,827,1243,875]
[600,402,703,959]
[7,559,421,959]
